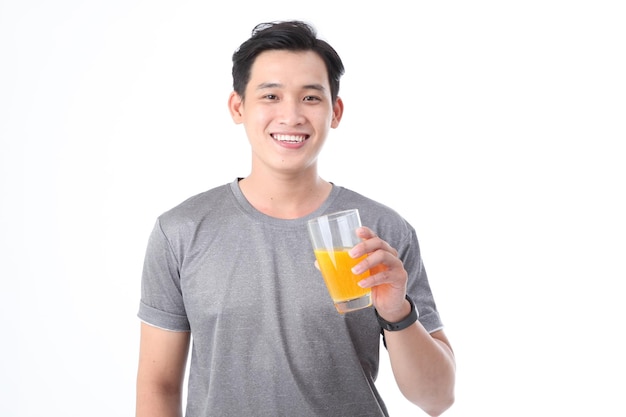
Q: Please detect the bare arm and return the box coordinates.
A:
[351,227,456,416]
[384,322,456,416]
[136,322,191,417]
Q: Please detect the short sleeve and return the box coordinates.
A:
[137,219,190,331]
[399,227,443,334]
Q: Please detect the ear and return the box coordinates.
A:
[331,96,344,128]
[228,91,244,124]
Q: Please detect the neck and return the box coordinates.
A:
[238,173,332,219]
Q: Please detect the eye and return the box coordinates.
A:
[303,95,321,102]
[263,94,279,100]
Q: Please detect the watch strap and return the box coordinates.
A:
[375,294,418,332]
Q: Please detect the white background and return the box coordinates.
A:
[1,1,625,416]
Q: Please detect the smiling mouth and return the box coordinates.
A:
[272,134,308,143]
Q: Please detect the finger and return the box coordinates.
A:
[358,264,407,289]
[355,226,376,240]
[351,236,397,259]
[351,248,399,276]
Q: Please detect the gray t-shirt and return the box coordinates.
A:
[138,179,443,417]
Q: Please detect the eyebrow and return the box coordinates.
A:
[256,82,327,92]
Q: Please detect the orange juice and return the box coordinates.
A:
[314,248,371,302]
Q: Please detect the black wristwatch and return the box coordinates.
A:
[375,294,419,332]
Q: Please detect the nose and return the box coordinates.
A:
[277,98,305,126]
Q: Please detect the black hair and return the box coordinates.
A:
[232,21,345,103]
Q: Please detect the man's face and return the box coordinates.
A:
[229,49,343,177]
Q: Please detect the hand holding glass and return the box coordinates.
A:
[307,209,372,314]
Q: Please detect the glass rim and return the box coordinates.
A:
[307,208,359,225]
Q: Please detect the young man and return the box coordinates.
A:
[136,20,455,417]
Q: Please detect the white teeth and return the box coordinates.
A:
[273,134,306,143]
